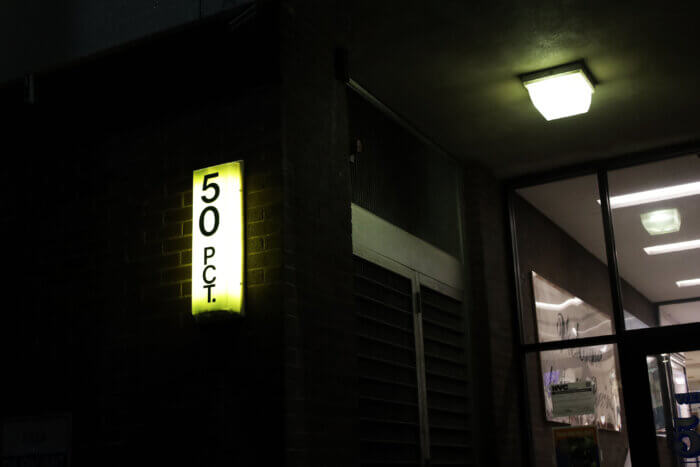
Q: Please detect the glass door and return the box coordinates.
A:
[645,349,700,466]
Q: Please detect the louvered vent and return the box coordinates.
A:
[421,286,472,466]
[355,256,421,467]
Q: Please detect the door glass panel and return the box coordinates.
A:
[513,175,615,344]
[608,154,700,329]
[647,351,700,466]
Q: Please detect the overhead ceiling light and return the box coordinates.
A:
[521,62,595,121]
[677,278,700,288]
[640,209,681,236]
[600,181,700,209]
[644,239,700,255]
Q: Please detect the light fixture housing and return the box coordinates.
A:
[521,62,595,121]
[640,209,681,236]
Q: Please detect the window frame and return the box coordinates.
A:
[507,143,700,467]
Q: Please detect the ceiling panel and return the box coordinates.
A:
[349,1,700,177]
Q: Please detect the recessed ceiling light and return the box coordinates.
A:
[677,278,700,288]
[521,62,595,121]
[644,239,700,255]
[640,209,681,236]
[600,181,700,209]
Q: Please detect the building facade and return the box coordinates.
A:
[4,2,699,467]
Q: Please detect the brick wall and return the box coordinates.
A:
[278,1,356,466]
[0,5,529,467]
[1,14,287,466]
[462,164,524,467]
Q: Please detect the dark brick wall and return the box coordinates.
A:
[0,1,255,85]
[462,164,524,467]
[278,1,356,466]
[1,14,286,467]
[0,5,537,467]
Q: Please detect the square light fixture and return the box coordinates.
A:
[640,208,681,236]
[521,62,595,121]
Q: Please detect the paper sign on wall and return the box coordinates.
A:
[192,161,244,317]
[551,381,596,417]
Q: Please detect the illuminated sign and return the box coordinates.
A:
[192,161,244,316]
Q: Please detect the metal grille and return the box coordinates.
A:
[355,256,421,466]
[421,286,473,467]
[348,91,462,260]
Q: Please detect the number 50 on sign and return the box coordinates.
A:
[192,161,244,316]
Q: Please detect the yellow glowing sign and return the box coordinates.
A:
[192,161,244,316]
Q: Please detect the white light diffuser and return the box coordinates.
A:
[192,161,244,317]
[677,278,700,288]
[522,67,594,121]
[601,181,700,209]
[640,209,681,236]
[644,239,700,255]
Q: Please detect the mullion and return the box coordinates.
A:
[522,334,618,354]
[411,275,431,466]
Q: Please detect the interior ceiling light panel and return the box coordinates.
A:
[677,278,700,288]
[644,239,700,255]
[601,181,700,209]
[640,209,681,236]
